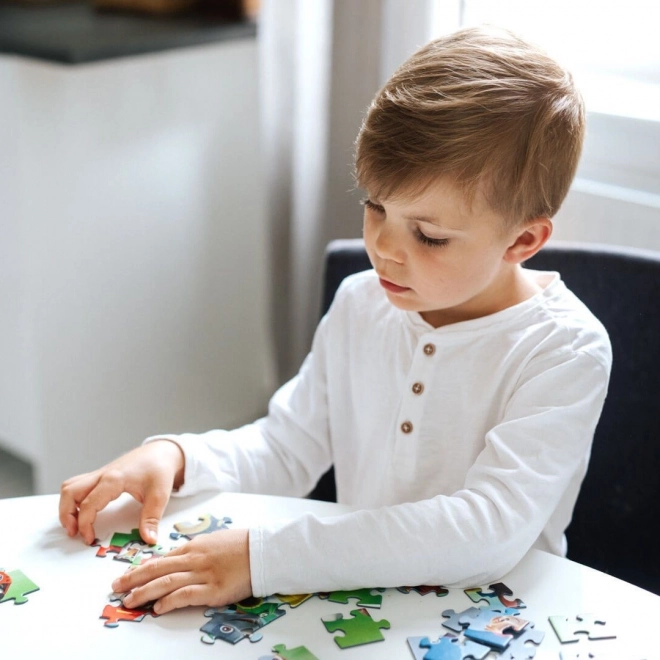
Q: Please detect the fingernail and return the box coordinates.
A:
[146,528,157,543]
[111,579,121,591]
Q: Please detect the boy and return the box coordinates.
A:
[59,26,611,615]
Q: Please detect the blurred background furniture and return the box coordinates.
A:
[308,238,660,596]
[0,20,275,495]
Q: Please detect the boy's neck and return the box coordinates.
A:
[420,265,543,329]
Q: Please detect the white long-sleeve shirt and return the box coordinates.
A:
[146,268,611,597]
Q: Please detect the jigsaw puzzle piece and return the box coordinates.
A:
[408,636,433,660]
[100,603,152,627]
[93,542,123,558]
[549,614,616,643]
[0,570,12,598]
[441,607,481,632]
[398,585,449,597]
[201,608,264,644]
[465,582,526,609]
[462,607,528,650]
[498,623,545,659]
[258,643,319,659]
[93,528,143,558]
[201,601,285,645]
[419,635,462,660]
[170,513,232,540]
[107,591,157,611]
[319,587,385,608]
[235,599,286,622]
[273,593,314,608]
[413,634,491,660]
[115,541,170,566]
[0,569,39,605]
[322,607,390,648]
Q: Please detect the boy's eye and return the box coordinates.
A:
[361,198,385,214]
[415,228,449,248]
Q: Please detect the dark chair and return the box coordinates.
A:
[308,237,660,595]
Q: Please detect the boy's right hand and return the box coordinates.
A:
[58,440,185,546]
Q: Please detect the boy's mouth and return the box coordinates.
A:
[379,277,410,294]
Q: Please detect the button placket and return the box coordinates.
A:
[394,336,438,466]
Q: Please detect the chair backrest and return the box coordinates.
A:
[310,237,660,595]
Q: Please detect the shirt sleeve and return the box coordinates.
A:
[143,313,335,500]
[249,348,611,596]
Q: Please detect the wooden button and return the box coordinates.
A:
[401,421,413,434]
[412,382,424,395]
[423,343,435,356]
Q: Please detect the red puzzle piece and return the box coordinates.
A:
[100,603,155,628]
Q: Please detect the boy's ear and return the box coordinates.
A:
[504,217,553,264]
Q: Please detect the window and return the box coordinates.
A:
[430,0,660,247]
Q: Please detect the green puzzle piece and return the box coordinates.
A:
[322,607,390,648]
[109,528,144,547]
[0,569,40,605]
[259,643,319,660]
[325,588,385,608]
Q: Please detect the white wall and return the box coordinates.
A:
[0,40,277,493]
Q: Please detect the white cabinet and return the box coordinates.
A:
[0,39,276,493]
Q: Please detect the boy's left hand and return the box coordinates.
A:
[112,528,252,614]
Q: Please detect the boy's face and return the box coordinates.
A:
[362,177,530,328]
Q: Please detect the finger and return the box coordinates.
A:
[76,471,126,544]
[137,482,171,545]
[152,584,216,614]
[111,554,189,593]
[121,571,193,610]
[59,473,99,538]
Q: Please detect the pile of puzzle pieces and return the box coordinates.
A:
[0,510,601,658]
[93,513,234,626]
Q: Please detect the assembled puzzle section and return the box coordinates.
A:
[440,603,546,658]
[93,528,171,566]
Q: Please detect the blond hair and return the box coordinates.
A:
[354,26,585,224]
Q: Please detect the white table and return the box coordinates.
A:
[1,491,657,659]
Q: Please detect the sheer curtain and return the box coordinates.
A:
[259,0,437,381]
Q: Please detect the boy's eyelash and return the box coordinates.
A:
[415,229,450,248]
[361,198,384,213]
[362,198,449,248]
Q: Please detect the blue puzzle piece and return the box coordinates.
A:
[499,624,545,659]
[414,634,491,660]
[441,607,481,632]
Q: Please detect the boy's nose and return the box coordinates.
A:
[374,223,404,264]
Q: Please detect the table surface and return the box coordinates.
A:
[1,491,657,659]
